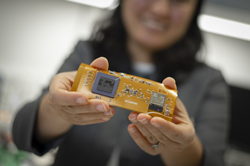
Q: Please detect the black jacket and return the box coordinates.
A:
[12,41,230,166]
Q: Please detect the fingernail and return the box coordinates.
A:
[102,117,109,121]
[109,108,113,116]
[139,118,148,124]
[104,111,111,116]
[128,127,136,133]
[130,114,137,122]
[151,123,161,128]
[96,104,107,112]
[76,97,86,104]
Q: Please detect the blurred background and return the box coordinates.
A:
[0,0,249,165]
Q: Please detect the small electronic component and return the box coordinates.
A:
[71,63,178,121]
[133,90,138,96]
[149,92,166,113]
[91,73,120,98]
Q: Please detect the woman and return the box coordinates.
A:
[12,0,230,166]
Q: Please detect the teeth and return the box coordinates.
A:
[142,19,165,31]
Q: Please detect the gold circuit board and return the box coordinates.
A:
[71,63,178,121]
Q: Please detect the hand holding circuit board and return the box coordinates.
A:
[47,57,196,156]
[71,60,178,121]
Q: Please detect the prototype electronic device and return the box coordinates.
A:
[71,63,178,121]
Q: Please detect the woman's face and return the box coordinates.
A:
[122,0,198,51]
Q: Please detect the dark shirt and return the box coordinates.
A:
[12,41,230,166]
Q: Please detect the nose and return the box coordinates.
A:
[151,0,171,18]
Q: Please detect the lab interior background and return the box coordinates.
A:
[0,0,250,165]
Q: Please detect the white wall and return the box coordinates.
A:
[202,3,250,89]
[0,1,107,117]
[203,32,250,89]
[0,0,106,87]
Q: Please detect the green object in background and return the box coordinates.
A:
[0,145,28,166]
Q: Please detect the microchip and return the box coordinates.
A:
[91,72,120,98]
[148,92,166,113]
[97,77,115,93]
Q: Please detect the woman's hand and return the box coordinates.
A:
[127,77,196,156]
[48,57,115,125]
[36,57,115,143]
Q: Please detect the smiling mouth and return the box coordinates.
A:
[141,18,167,31]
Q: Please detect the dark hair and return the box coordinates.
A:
[91,0,205,84]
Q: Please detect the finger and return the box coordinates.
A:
[49,73,89,106]
[151,117,194,148]
[136,114,183,151]
[70,112,113,123]
[150,117,184,143]
[71,117,112,126]
[49,89,89,106]
[129,113,159,145]
[128,124,158,156]
[54,71,77,91]
[58,107,115,125]
[175,98,189,116]
[90,57,109,70]
[64,71,78,84]
[62,99,112,114]
[162,77,177,90]
[171,98,190,124]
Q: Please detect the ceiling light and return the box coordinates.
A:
[199,14,250,42]
[66,0,117,9]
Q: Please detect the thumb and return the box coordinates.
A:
[90,57,109,70]
[162,77,189,123]
[162,77,177,90]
